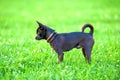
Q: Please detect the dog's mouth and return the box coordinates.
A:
[35,36,41,40]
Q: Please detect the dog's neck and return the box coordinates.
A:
[46,31,57,43]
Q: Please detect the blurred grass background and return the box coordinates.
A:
[0,0,120,80]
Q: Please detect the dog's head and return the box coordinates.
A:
[35,21,46,40]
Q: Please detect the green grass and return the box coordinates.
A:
[0,0,120,80]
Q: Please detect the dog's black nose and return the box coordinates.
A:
[35,36,41,40]
[35,36,38,40]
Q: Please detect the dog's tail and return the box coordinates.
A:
[81,24,94,36]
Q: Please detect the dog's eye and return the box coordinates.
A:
[39,34,42,36]
[38,32,41,35]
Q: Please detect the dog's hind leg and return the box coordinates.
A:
[84,47,92,64]
[82,48,87,61]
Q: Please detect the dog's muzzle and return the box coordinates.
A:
[35,36,41,40]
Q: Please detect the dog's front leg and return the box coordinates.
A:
[53,47,64,63]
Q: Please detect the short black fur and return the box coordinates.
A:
[35,21,94,64]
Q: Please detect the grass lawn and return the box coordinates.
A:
[0,0,120,80]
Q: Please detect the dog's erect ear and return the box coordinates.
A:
[36,21,43,26]
[36,21,44,30]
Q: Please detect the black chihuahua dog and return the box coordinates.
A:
[35,21,94,63]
